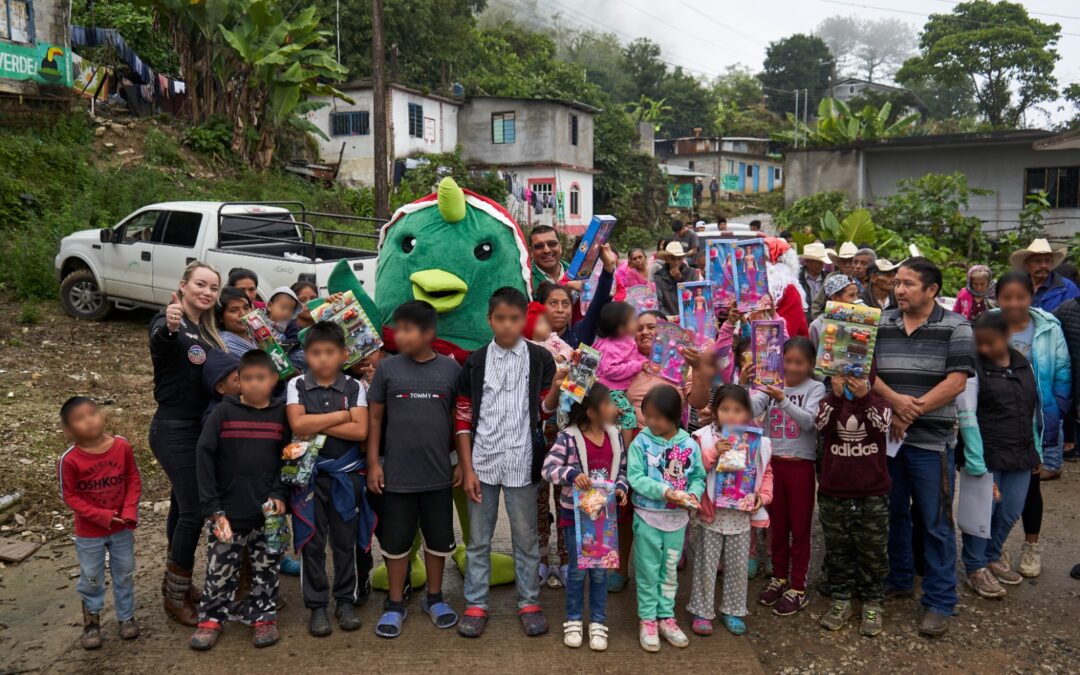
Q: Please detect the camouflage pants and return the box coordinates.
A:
[199,527,279,625]
[818,494,889,602]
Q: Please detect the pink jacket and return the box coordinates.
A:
[616,262,649,289]
[593,335,648,390]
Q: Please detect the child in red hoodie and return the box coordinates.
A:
[58,396,142,650]
[814,375,891,637]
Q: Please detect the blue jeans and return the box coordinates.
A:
[1042,421,1065,471]
[562,525,608,623]
[961,469,1030,574]
[886,444,957,617]
[464,481,540,610]
[75,529,136,620]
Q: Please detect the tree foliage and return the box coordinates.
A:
[896,1,1061,128]
[758,34,833,115]
[816,15,915,83]
[773,98,920,147]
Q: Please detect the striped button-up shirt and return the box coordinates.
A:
[471,339,533,487]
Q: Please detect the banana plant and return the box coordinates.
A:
[219,0,350,167]
[773,97,920,147]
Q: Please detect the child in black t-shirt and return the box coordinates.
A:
[367,301,461,638]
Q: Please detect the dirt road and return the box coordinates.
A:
[0,303,1077,673]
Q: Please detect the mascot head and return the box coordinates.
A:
[373,177,531,351]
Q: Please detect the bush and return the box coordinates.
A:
[775,191,850,235]
[18,303,41,325]
[182,116,233,159]
[144,128,186,168]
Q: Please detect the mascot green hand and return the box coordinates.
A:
[326,177,530,588]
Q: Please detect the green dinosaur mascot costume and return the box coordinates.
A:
[324,177,530,588]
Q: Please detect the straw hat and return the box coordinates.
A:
[872,258,900,273]
[828,241,859,265]
[799,242,831,264]
[1009,238,1067,268]
[661,241,689,259]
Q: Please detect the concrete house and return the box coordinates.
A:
[457,96,599,235]
[306,83,461,185]
[784,130,1080,238]
[655,135,785,196]
[0,0,72,95]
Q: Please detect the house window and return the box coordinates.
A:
[725,160,735,175]
[746,165,754,178]
[531,181,553,209]
[408,103,424,138]
[569,184,581,216]
[330,111,370,137]
[570,114,579,146]
[688,160,695,170]
[492,112,516,144]
[1025,167,1080,209]
[774,167,782,181]
[1,0,34,43]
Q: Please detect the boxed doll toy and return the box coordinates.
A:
[751,319,785,388]
[646,321,693,385]
[572,480,619,569]
[678,281,716,347]
[714,424,763,511]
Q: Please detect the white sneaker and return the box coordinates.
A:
[563,620,583,648]
[639,619,660,652]
[588,622,608,651]
[1018,542,1041,578]
[658,617,689,648]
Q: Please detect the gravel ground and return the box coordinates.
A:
[0,302,1077,673]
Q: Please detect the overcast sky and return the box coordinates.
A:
[541,0,1080,126]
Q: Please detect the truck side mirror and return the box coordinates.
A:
[100,228,115,243]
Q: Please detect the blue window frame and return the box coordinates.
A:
[408,103,424,138]
[1,0,34,44]
[492,111,515,144]
[330,111,370,137]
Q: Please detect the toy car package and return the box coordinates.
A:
[302,291,383,368]
[814,301,882,377]
[560,344,602,403]
[243,309,298,379]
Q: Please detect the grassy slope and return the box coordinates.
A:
[0,113,368,300]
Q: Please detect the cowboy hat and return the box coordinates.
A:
[828,241,859,265]
[799,242,831,264]
[872,258,900,273]
[1009,238,1067,268]
[661,241,689,258]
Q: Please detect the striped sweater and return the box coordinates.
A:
[541,424,628,516]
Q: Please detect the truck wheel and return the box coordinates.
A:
[60,269,112,320]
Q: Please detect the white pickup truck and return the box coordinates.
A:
[55,201,381,320]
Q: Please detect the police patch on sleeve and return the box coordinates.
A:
[187,344,207,365]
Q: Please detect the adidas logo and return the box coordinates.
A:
[837,416,866,442]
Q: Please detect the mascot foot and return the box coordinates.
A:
[371,550,428,592]
[452,545,516,586]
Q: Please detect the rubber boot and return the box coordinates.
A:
[81,603,102,650]
[164,561,199,626]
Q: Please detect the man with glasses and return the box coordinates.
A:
[529,225,582,298]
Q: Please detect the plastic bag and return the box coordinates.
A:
[281,435,325,486]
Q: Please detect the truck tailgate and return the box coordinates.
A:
[313,257,376,295]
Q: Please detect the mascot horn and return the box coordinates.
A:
[323,177,530,588]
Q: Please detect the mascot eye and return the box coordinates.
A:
[401,236,416,253]
[474,242,493,260]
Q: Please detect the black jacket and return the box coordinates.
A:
[975,349,1041,472]
[457,341,555,484]
[196,396,288,530]
[1054,298,1080,418]
[149,311,214,420]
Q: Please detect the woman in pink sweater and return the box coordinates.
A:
[592,302,649,446]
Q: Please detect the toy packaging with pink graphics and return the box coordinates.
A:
[572,479,619,569]
[714,424,763,511]
[751,319,785,388]
[678,281,716,347]
[705,238,770,311]
[646,320,693,385]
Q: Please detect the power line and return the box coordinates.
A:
[672,0,771,46]
[816,0,1080,38]
[932,0,1080,24]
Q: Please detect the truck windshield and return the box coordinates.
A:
[220,213,301,245]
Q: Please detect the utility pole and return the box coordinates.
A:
[372,0,390,220]
[803,88,809,148]
[793,88,799,149]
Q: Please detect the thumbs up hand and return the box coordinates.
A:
[166,292,183,332]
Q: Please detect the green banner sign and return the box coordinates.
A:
[667,183,693,209]
[0,42,73,87]
[721,174,740,191]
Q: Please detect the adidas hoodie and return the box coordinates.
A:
[814,390,892,499]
